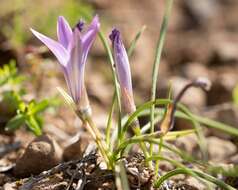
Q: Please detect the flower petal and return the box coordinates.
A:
[110,29,135,113]
[31,28,68,66]
[111,29,133,94]
[57,16,73,49]
[64,28,84,103]
[82,15,100,52]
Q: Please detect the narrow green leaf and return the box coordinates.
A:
[128,101,238,137]
[106,91,116,150]
[150,0,174,155]
[25,115,42,136]
[29,99,49,115]
[122,99,170,135]
[127,25,146,57]
[5,114,25,130]
[154,168,236,190]
[177,104,238,137]
[18,102,26,113]
[115,129,195,155]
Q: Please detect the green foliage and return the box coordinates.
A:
[0,60,25,86]
[0,0,93,48]
[0,60,25,113]
[6,99,51,136]
[0,61,55,136]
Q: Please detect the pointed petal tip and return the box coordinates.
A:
[30,27,68,67]
[57,15,73,48]
[91,15,100,29]
[30,28,44,39]
[58,15,67,23]
[30,28,37,34]
[58,15,64,19]
[57,15,70,28]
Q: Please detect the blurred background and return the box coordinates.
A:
[0,0,238,134]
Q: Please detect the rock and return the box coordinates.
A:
[0,174,11,187]
[171,77,207,108]
[174,117,194,130]
[204,103,238,139]
[185,177,206,190]
[175,134,198,154]
[183,0,218,25]
[211,39,238,65]
[14,135,63,177]
[207,70,237,105]
[183,62,212,80]
[207,82,232,106]
[230,154,238,164]
[3,182,16,190]
[63,134,91,161]
[207,136,237,162]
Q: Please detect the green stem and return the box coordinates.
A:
[98,31,122,143]
[85,116,113,169]
[131,122,151,166]
[106,91,116,151]
[155,137,163,178]
[149,0,174,155]
[128,25,146,57]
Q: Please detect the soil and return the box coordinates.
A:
[0,0,238,189]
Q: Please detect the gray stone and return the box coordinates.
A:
[14,135,63,177]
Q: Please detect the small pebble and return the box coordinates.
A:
[14,135,63,177]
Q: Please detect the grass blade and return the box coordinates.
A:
[154,168,236,190]
[132,102,238,137]
[106,91,116,151]
[177,104,238,136]
[127,25,146,57]
[150,0,174,155]
[115,129,195,155]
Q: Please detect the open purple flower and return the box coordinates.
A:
[109,29,136,114]
[31,16,100,105]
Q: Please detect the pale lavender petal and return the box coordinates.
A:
[110,29,136,113]
[57,16,73,49]
[110,29,133,94]
[65,28,84,103]
[31,16,100,106]
[31,28,68,66]
[82,15,100,52]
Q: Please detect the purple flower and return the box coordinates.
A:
[109,29,136,114]
[31,16,100,104]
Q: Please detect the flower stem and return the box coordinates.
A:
[86,116,113,167]
[98,31,122,143]
[76,109,112,169]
